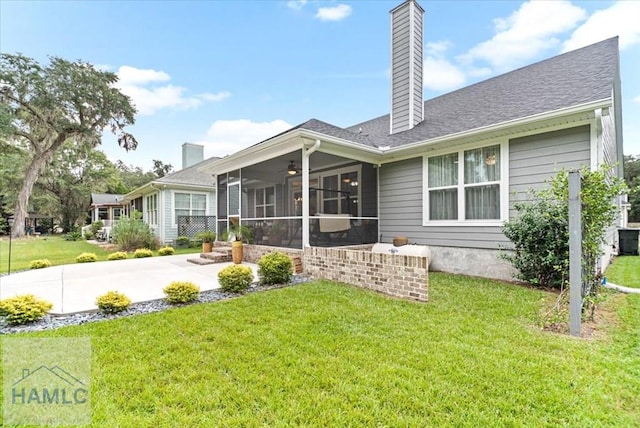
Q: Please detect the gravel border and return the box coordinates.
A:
[0,274,312,334]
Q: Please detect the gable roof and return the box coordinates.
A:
[318,37,618,149]
[154,156,219,187]
[90,193,124,205]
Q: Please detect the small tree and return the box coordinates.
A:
[503,165,626,299]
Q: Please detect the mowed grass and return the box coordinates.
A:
[2,276,639,426]
[0,235,201,273]
[605,255,640,288]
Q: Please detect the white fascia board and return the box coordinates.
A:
[382,98,613,160]
[121,182,160,202]
[197,131,306,174]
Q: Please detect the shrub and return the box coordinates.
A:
[163,281,200,303]
[65,231,83,241]
[258,251,293,285]
[76,252,98,263]
[29,259,51,269]
[133,248,153,258]
[108,251,128,261]
[111,211,158,251]
[158,246,175,256]
[90,220,104,236]
[175,235,190,248]
[96,291,131,314]
[0,294,53,325]
[84,231,94,240]
[218,265,254,293]
[502,164,626,293]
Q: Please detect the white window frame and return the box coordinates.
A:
[145,193,158,226]
[318,165,362,216]
[423,141,509,226]
[172,191,209,226]
[254,186,276,218]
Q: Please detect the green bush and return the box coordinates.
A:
[0,294,53,325]
[84,231,94,240]
[133,248,153,258]
[29,259,51,269]
[90,220,104,236]
[502,164,626,291]
[96,291,131,314]
[258,251,293,285]
[163,281,200,303]
[65,231,83,241]
[111,211,159,251]
[218,265,254,293]
[175,235,190,248]
[158,246,175,256]
[76,252,98,263]
[108,251,128,261]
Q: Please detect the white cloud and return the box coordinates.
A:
[563,1,640,52]
[287,0,307,11]
[635,95,640,104]
[423,57,466,91]
[114,66,229,115]
[315,4,352,21]
[198,119,293,157]
[459,1,586,71]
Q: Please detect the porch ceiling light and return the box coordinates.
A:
[287,161,298,175]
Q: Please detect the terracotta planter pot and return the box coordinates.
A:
[231,241,243,264]
[393,236,408,247]
[202,242,213,253]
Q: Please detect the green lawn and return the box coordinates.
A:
[0,235,201,273]
[605,256,640,288]
[2,275,639,426]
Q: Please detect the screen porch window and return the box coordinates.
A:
[145,194,158,225]
[255,187,275,218]
[175,193,207,224]
[427,144,501,221]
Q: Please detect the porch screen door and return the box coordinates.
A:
[228,182,241,226]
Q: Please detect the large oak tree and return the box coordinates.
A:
[0,53,137,236]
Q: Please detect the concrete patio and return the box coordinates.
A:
[0,254,258,314]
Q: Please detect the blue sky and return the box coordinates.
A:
[2,0,639,171]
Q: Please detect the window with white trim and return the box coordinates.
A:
[255,186,275,218]
[174,193,207,224]
[426,144,502,222]
[145,193,158,225]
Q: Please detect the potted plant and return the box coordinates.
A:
[196,230,216,253]
[226,224,252,264]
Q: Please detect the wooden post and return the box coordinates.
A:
[569,171,582,337]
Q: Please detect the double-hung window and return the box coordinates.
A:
[426,144,504,223]
[255,187,275,218]
[145,193,158,225]
[174,193,207,225]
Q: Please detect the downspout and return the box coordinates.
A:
[302,139,321,248]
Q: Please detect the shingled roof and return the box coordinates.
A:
[155,156,219,186]
[293,37,618,149]
[90,193,124,205]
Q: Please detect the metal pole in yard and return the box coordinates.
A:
[569,171,582,337]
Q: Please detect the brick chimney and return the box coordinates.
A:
[390,0,424,134]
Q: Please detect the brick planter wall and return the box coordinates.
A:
[303,247,428,302]
[213,243,428,302]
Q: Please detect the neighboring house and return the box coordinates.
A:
[146,0,626,280]
[89,193,126,228]
[121,143,217,244]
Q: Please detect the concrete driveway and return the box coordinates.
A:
[0,254,258,314]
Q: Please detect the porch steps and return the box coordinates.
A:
[187,248,233,265]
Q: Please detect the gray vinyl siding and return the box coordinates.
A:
[379,126,592,250]
[162,189,216,243]
[390,1,422,134]
[509,125,591,217]
[379,157,507,250]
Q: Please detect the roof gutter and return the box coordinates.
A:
[383,98,613,156]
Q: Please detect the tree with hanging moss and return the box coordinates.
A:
[0,53,138,237]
